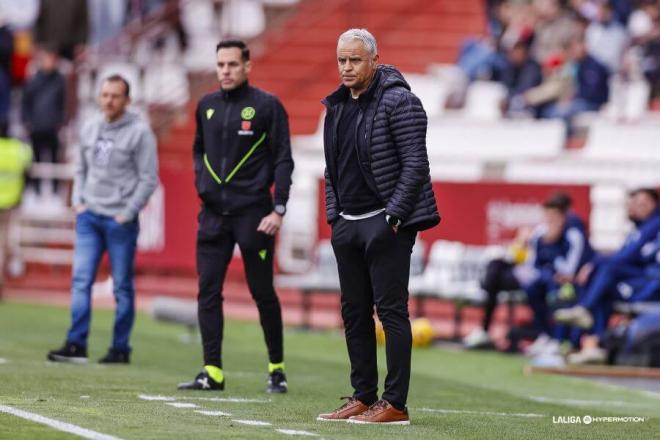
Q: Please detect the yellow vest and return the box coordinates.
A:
[0,138,33,209]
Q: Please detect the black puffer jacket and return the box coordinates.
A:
[322,65,440,231]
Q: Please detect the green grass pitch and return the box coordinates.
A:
[0,301,658,439]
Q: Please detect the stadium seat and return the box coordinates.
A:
[143,63,190,108]
[426,118,565,161]
[220,0,266,39]
[462,81,506,121]
[403,73,447,119]
[181,0,220,72]
[275,240,339,329]
[604,78,651,122]
[410,240,525,339]
[583,118,660,162]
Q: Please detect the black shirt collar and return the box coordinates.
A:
[221,80,250,100]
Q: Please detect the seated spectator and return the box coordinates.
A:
[21,45,65,197]
[555,188,660,350]
[628,0,660,99]
[532,0,580,65]
[524,52,575,112]
[540,37,609,133]
[34,0,88,61]
[492,40,543,117]
[585,0,629,74]
[464,192,594,353]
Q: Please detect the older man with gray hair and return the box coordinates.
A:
[316,29,440,425]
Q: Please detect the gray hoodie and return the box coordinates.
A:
[72,110,158,220]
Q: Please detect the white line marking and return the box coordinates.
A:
[80,396,90,399]
[195,410,232,417]
[232,419,272,426]
[138,394,269,404]
[415,408,544,418]
[0,358,7,364]
[179,396,271,403]
[165,402,199,409]
[276,429,320,436]
[0,404,123,440]
[138,395,176,401]
[529,396,650,408]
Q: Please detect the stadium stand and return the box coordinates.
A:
[3,0,660,358]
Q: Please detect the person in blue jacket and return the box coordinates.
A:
[556,188,660,334]
[464,192,593,355]
[519,192,594,355]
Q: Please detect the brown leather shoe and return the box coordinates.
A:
[347,399,410,425]
[317,397,369,421]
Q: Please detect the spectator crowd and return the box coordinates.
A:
[460,0,660,131]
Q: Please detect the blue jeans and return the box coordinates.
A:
[66,211,139,352]
[522,271,557,336]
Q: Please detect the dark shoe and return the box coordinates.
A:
[98,349,130,364]
[267,369,288,393]
[47,343,88,364]
[177,371,224,391]
[347,399,410,425]
[317,397,369,421]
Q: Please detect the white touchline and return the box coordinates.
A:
[0,404,123,440]
[179,397,271,404]
[232,419,272,426]
[276,429,320,437]
[137,394,269,404]
[194,410,232,417]
[0,358,7,364]
[137,395,176,401]
[415,408,544,418]
[165,403,199,409]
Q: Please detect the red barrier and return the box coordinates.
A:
[318,180,591,245]
[136,173,591,272]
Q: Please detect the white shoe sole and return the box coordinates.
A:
[347,419,410,425]
[316,417,348,422]
[48,355,88,364]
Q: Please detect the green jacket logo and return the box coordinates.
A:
[241,107,256,120]
[206,108,215,120]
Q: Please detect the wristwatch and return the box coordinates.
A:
[386,214,401,227]
[274,204,286,216]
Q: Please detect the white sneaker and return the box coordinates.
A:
[463,328,493,349]
[567,347,607,365]
[530,352,566,368]
[554,306,594,329]
[525,333,551,357]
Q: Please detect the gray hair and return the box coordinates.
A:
[337,28,378,55]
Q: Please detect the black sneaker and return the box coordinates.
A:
[267,369,287,393]
[47,343,88,364]
[177,371,224,391]
[99,349,130,364]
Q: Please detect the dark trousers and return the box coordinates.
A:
[29,130,60,194]
[480,259,520,331]
[331,213,416,409]
[196,206,283,368]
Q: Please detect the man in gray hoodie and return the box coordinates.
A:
[47,74,158,364]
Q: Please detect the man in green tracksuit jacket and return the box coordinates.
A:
[178,39,294,393]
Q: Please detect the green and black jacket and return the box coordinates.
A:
[193,81,294,215]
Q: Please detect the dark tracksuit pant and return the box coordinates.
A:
[331,213,416,409]
[481,259,520,331]
[196,206,283,368]
[29,130,60,194]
